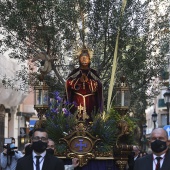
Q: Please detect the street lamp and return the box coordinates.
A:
[152,110,157,129]
[142,124,147,151]
[163,87,170,125]
[142,124,147,135]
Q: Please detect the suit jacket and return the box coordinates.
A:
[16,153,64,170]
[127,153,140,170]
[134,149,170,170]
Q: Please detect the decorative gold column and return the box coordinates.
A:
[113,145,133,170]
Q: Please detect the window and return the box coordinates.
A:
[161,114,167,126]
[158,99,166,107]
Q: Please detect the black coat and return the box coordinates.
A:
[16,153,64,170]
[134,149,170,170]
[127,153,140,170]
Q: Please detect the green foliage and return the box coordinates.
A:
[90,113,118,146]
[55,143,67,154]
[46,112,77,144]
[109,108,137,144]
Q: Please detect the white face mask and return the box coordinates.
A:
[10,143,15,148]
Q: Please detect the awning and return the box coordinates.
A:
[29,120,37,130]
[17,112,35,118]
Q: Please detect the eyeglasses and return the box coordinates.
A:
[32,136,48,142]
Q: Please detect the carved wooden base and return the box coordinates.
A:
[116,160,128,170]
[55,121,133,169]
[113,145,133,170]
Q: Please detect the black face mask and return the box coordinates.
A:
[151,140,167,153]
[46,148,54,155]
[32,141,47,153]
[131,151,135,157]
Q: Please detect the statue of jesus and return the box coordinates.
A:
[65,47,103,122]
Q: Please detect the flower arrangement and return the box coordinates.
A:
[46,91,74,117]
[45,91,77,143]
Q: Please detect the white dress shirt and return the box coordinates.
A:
[32,150,46,170]
[152,153,165,170]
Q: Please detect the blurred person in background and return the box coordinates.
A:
[47,138,79,170]
[1,137,23,170]
[127,146,140,170]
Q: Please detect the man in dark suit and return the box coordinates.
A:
[16,128,64,170]
[134,128,170,170]
[127,146,140,170]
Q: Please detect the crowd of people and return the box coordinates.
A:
[0,128,79,170]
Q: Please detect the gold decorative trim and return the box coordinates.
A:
[115,160,128,170]
[58,121,101,167]
[68,152,95,167]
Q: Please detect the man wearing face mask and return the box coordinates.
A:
[46,139,79,170]
[16,128,64,170]
[0,137,23,170]
[20,139,79,170]
[134,128,170,170]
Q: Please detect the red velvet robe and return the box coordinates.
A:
[66,68,103,122]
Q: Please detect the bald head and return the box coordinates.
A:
[133,146,140,157]
[150,128,168,141]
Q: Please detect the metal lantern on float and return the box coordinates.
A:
[113,76,130,115]
[34,76,49,121]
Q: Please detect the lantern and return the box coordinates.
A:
[113,76,130,115]
[34,80,49,120]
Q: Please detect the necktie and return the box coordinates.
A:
[155,157,162,170]
[35,156,41,170]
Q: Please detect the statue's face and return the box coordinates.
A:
[79,54,90,67]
